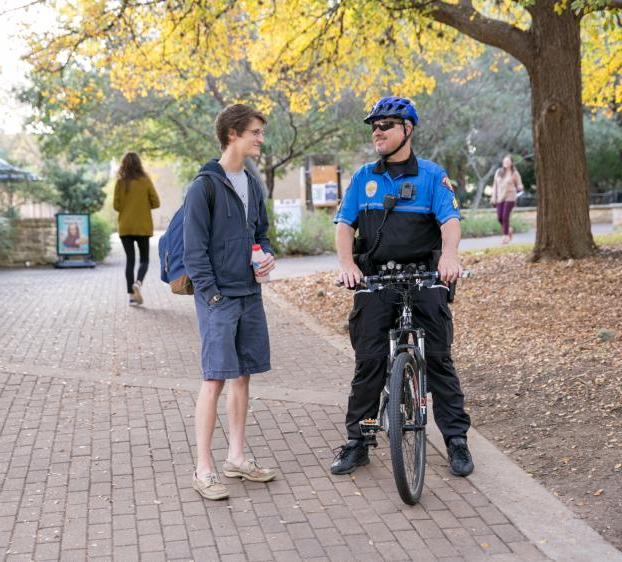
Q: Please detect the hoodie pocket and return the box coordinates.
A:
[219,237,252,285]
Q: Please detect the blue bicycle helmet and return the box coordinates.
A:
[364,96,419,125]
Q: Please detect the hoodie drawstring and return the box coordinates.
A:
[225,190,232,218]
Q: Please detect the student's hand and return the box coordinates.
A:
[339,261,363,288]
[438,253,462,284]
[255,253,275,277]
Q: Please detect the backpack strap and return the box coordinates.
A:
[192,169,263,214]
[193,171,221,214]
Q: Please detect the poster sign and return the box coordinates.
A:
[56,213,91,256]
[310,165,339,207]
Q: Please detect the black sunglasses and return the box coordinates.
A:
[371,120,404,132]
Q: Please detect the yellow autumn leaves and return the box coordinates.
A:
[23,0,622,114]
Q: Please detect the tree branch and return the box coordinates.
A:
[422,0,534,67]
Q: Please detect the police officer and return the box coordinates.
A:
[331,96,474,477]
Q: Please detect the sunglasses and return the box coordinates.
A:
[371,120,404,132]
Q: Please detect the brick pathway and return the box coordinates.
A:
[0,240,550,561]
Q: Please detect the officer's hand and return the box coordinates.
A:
[255,253,276,277]
[339,261,363,289]
[438,253,462,284]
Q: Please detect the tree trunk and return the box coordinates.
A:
[528,4,594,260]
[471,162,497,210]
[261,153,275,199]
[265,167,275,199]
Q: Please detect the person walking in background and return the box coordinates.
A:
[491,155,523,244]
[113,152,160,305]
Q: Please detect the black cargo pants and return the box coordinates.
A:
[345,287,471,446]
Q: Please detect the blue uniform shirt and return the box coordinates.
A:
[334,154,460,266]
[335,156,460,228]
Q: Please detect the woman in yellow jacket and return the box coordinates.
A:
[113,152,160,305]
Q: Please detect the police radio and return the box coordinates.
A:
[357,195,397,274]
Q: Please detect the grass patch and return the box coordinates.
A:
[460,212,529,238]
[463,229,622,258]
[464,243,533,257]
[595,231,622,246]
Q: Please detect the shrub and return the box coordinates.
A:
[90,214,113,262]
[280,209,335,255]
[265,199,285,256]
[0,216,15,261]
[45,161,108,214]
[460,212,529,239]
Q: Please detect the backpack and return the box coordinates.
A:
[158,171,217,295]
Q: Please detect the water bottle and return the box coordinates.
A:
[251,244,270,283]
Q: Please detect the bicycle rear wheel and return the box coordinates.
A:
[388,351,426,505]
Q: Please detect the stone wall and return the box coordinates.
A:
[0,218,57,267]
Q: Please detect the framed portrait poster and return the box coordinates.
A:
[56,213,91,256]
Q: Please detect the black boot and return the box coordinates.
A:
[447,437,474,476]
[330,440,370,475]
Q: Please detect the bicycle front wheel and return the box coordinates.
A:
[388,351,426,505]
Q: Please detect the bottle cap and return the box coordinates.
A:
[252,244,261,251]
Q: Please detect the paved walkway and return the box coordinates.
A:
[0,237,620,561]
[272,223,615,279]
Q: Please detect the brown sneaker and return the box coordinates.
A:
[192,472,229,500]
[222,458,276,482]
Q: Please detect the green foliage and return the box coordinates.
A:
[584,113,622,191]
[278,210,335,256]
[0,216,15,261]
[44,161,108,213]
[89,214,113,262]
[265,199,285,255]
[21,63,368,193]
[460,212,529,239]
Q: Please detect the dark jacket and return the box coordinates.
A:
[183,159,272,301]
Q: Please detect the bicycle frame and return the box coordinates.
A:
[351,267,470,439]
[345,266,470,504]
[379,291,428,433]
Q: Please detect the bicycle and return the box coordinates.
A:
[340,262,471,505]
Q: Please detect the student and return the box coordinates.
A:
[183,104,276,500]
[113,152,160,305]
[491,155,524,244]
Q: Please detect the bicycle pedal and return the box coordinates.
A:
[359,418,381,433]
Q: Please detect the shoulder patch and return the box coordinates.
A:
[452,197,459,209]
[442,176,455,192]
[365,180,378,198]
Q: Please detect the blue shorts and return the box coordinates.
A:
[193,292,271,380]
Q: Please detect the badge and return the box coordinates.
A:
[452,197,459,209]
[365,180,377,198]
[442,176,455,192]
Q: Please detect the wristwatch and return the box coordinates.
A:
[209,293,223,305]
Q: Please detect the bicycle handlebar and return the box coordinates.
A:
[336,269,472,290]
